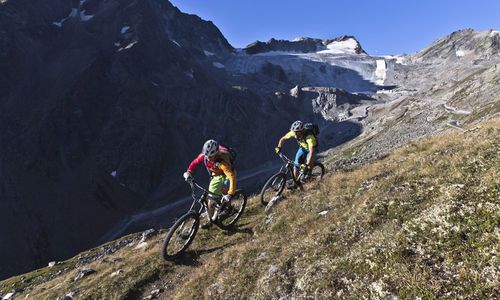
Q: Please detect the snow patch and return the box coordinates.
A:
[383,55,408,65]
[396,56,408,65]
[203,50,215,56]
[455,50,466,57]
[111,171,117,177]
[171,40,181,47]
[290,37,317,43]
[80,11,93,22]
[0,0,8,4]
[212,62,225,69]
[69,8,78,18]
[491,30,499,36]
[443,104,472,115]
[121,26,130,34]
[124,41,137,49]
[375,59,387,85]
[318,38,359,55]
[151,81,159,87]
[114,42,121,47]
[79,0,87,5]
[118,41,138,52]
[52,8,78,27]
[184,70,194,78]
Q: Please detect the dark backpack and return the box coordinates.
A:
[303,123,320,137]
[218,144,238,167]
[302,123,320,149]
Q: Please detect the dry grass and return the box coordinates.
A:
[2,118,498,299]
[174,117,500,299]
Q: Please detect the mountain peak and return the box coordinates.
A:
[244,35,366,55]
[413,28,499,61]
[244,37,323,54]
[321,35,367,55]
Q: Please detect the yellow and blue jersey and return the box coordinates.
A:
[284,131,317,149]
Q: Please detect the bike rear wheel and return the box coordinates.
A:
[161,211,199,260]
[260,172,287,206]
[216,190,247,230]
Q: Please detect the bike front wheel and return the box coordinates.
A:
[216,190,247,230]
[260,172,287,206]
[161,211,199,260]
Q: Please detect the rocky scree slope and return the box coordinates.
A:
[323,28,500,171]
[1,116,498,299]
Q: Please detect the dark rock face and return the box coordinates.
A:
[245,37,325,54]
[0,0,362,279]
[260,63,290,82]
[0,0,234,280]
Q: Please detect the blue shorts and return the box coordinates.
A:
[294,147,309,168]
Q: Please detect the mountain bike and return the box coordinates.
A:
[260,152,325,206]
[161,179,247,260]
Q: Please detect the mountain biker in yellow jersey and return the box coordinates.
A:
[275,120,317,184]
[183,139,236,228]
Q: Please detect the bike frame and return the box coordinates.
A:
[186,180,222,220]
[277,153,307,185]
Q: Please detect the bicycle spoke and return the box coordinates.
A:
[215,190,247,229]
[162,213,199,259]
[261,173,286,205]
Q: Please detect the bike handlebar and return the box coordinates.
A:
[277,152,300,167]
[277,152,312,176]
[186,178,220,200]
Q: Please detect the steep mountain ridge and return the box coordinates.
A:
[244,35,366,55]
[1,0,234,279]
[413,28,499,62]
[1,0,499,284]
[0,0,365,280]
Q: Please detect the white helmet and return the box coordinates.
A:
[290,120,303,132]
[202,139,218,157]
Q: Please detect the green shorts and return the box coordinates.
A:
[208,172,235,196]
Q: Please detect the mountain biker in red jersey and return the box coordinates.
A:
[183,139,236,228]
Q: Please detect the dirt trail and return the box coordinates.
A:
[139,205,260,300]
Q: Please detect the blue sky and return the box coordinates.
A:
[169,0,500,55]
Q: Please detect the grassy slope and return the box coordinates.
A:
[175,117,499,299]
[1,118,498,299]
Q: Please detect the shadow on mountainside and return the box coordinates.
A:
[101,86,365,246]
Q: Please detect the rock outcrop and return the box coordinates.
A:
[244,35,366,55]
